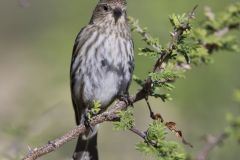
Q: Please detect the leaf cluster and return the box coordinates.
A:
[130,2,240,104]
[233,89,240,103]
[87,100,101,119]
[136,121,186,160]
[113,108,135,131]
[127,3,240,160]
[225,113,240,143]
[199,2,240,53]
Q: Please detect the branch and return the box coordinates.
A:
[195,133,228,160]
[130,127,146,139]
[23,92,147,160]
[154,5,198,72]
[128,6,198,104]
[129,18,162,52]
[214,23,240,37]
[23,16,178,156]
[19,0,30,8]
[23,4,239,159]
[204,6,215,21]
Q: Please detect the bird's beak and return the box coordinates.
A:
[113,7,122,23]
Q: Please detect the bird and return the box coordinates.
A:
[70,0,134,159]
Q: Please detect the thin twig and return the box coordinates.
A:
[204,6,215,21]
[129,127,160,147]
[129,127,146,140]
[19,0,30,8]
[129,19,162,52]
[154,5,198,72]
[195,133,228,160]
[144,97,164,122]
[144,97,155,119]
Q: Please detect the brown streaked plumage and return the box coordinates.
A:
[70,0,134,160]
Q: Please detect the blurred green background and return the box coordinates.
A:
[0,0,239,159]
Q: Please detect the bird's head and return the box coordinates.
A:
[90,0,128,25]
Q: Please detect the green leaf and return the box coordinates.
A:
[138,47,159,58]
[136,121,186,160]
[152,93,172,102]
[233,89,240,103]
[146,121,166,144]
[113,108,135,131]
[87,100,102,119]
[133,75,144,87]
[92,100,101,114]
[225,113,240,142]
[169,13,188,29]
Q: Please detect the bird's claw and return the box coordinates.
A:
[48,140,57,148]
[119,94,133,107]
[83,112,94,132]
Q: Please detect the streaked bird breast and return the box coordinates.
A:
[71,25,134,109]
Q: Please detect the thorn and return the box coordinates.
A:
[48,141,57,148]
[170,32,175,37]
[27,145,32,151]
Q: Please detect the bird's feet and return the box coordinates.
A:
[118,93,133,107]
[83,112,94,132]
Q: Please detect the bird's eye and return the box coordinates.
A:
[102,5,109,11]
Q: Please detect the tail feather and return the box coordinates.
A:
[73,133,98,160]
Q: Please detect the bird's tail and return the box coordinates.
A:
[72,129,98,160]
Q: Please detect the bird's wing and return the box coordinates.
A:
[70,26,88,125]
